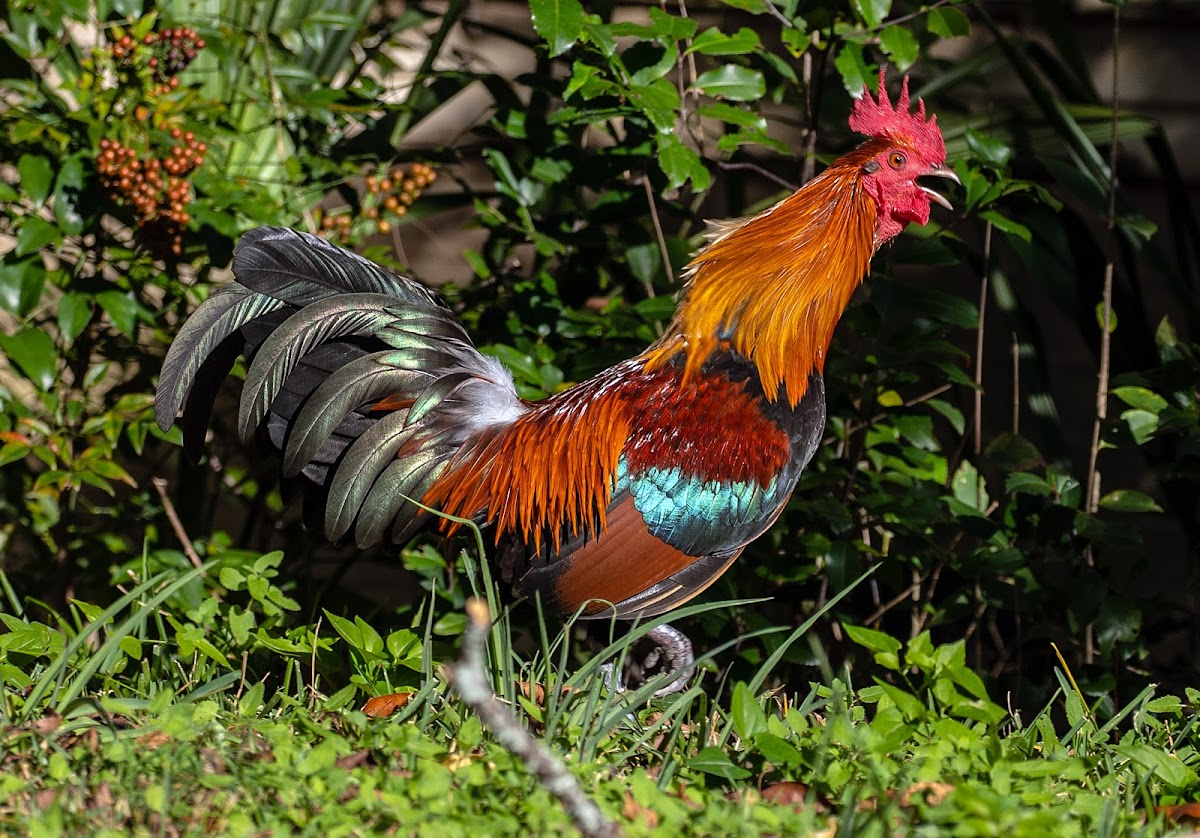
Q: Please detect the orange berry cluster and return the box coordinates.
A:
[108,26,204,96]
[320,163,438,241]
[145,27,205,82]
[96,128,207,256]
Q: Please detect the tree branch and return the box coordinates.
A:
[447,599,620,838]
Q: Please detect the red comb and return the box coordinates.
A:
[848,68,945,159]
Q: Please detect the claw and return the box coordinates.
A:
[620,623,695,697]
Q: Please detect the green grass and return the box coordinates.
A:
[0,551,1195,837]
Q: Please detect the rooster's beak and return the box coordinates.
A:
[920,164,959,212]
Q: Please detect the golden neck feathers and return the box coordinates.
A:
[643,145,883,407]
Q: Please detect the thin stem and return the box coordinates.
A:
[841,0,955,39]
[974,222,992,457]
[1082,3,1122,665]
[1011,331,1020,434]
[151,477,204,570]
[642,176,674,289]
[715,160,797,192]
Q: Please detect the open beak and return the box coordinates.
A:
[920,164,959,212]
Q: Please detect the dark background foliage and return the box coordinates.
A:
[2,0,1198,719]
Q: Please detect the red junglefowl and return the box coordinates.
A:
[155,71,955,695]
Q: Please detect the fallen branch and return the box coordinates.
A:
[447,598,620,838]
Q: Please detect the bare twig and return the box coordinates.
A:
[715,160,797,192]
[825,383,952,444]
[840,0,955,39]
[1011,331,1020,434]
[800,31,820,185]
[448,599,620,838]
[865,555,946,627]
[1082,2,1122,665]
[151,477,203,570]
[974,222,993,457]
[642,176,674,288]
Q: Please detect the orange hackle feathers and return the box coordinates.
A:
[422,360,638,551]
[642,143,883,406]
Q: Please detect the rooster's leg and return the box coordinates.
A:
[607,623,694,697]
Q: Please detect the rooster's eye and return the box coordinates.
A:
[888,152,907,170]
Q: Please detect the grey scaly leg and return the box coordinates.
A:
[607,623,694,697]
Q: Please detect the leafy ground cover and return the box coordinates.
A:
[1,551,1196,836]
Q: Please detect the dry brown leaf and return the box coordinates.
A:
[90,781,114,810]
[1158,803,1200,823]
[761,781,812,809]
[363,692,412,718]
[623,791,660,828]
[32,714,62,735]
[34,789,57,810]
[138,731,171,750]
[515,681,578,705]
[899,781,955,808]
[334,749,372,770]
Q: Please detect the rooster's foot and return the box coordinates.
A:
[602,623,694,697]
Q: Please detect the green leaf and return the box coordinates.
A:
[1095,301,1117,333]
[53,155,86,235]
[0,256,46,315]
[965,129,1013,168]
[693,65,765,102]
[57,292,92,345]
[927,7,971,38]
[751,732,803,766]
[18,153,54,207]
[689,746,752,780]
[878,25,918,71]
[696,102,764,129]
[687,27,761,56]
[926,399,966,434]
[985,433,1043,471]
[118,636,142,660]
[1111,386,1168,414]
[843,624,901,670]
[96,290,139,338]
[834,42,872,96]
[730,681,767,741]
[1005,472,1054,496]
[657,135,710,191]
[1120,408,1159,445]
[876,680,925,720]
[1098,490,1162,514]
[851,0,891,27]
[979,210,1031,242]
[0,328,57,390]
[715,0,767,12]
[1117,744,1199,790]
[530,0,584,57]
[951,459,990,512]
[15,216,62,256]
[219,567,246,590]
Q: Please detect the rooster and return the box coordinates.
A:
[155,72,954,694]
